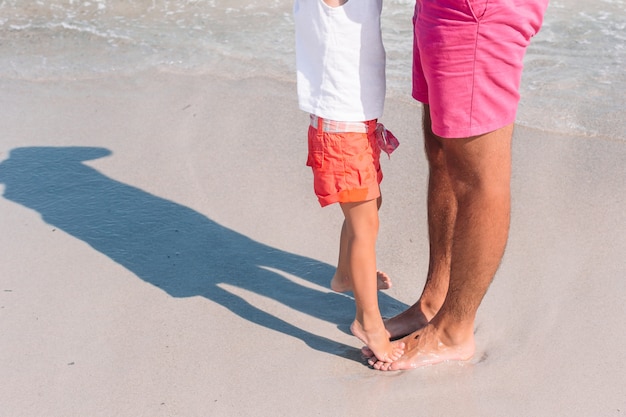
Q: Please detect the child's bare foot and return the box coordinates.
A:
[350,320,405,363]
[331,270,392,293]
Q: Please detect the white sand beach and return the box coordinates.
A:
[1,71,625,416]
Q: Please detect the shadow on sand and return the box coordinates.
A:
[0,146,406,361]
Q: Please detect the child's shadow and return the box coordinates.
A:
[0,146,406,360]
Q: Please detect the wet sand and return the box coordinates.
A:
[1,71,625,416]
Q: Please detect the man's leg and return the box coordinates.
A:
[384,106,456,339]
[372,122,513,370]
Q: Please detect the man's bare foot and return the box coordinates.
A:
[351,320,405,363]
[331,270,392,293]
[367,323,474,371]
[383,301,434,340]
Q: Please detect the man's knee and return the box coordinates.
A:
[441,126,513,198]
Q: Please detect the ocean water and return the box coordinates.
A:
[0,0,624,139]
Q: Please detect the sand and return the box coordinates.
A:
[1,71,625,416]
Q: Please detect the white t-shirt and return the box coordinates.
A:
[294,0,386,122]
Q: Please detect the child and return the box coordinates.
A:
[294,0,403,363]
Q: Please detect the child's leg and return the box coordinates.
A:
[340,199,404,363]
[331,195,392,292]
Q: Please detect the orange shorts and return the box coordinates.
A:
[306,117,382,207]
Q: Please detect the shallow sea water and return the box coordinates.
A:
[0,0,624,139]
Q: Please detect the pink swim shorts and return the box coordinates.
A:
[306,117,382,207]
[413,0,549,138]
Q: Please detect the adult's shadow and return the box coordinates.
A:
[0,146,406,360]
